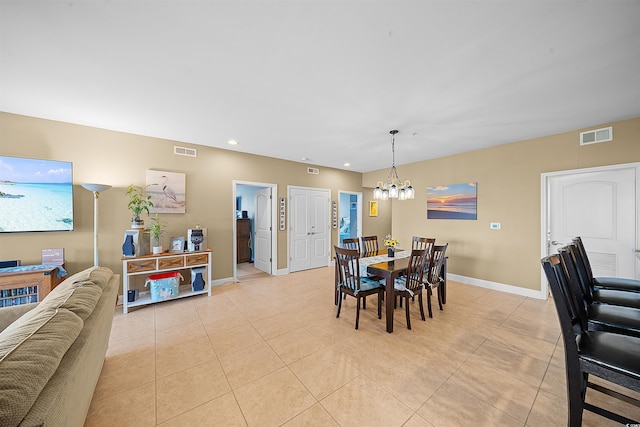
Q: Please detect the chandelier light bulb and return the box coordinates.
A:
[372,130,413,201]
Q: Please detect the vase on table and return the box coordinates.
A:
[387,247,394,258]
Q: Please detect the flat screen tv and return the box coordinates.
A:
[0,155,74,233]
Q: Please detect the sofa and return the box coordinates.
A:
[0,267,119,427]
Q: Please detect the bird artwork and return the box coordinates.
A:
[146,171,186,213]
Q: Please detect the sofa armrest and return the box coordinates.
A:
[0,303,38,332]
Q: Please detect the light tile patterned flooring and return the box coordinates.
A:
[85,266,640,426]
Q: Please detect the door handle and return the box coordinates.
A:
[550,240,564,246]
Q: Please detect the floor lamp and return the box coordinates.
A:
[81,183,112,267]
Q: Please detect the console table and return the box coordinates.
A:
[121,250,212,313]
[0,265,66,307]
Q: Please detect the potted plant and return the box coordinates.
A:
[126,184,153,229]
[384,234,398,258]
[147,213,166,254]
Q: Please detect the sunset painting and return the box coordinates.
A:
[427,183,477,220]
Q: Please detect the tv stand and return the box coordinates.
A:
[0,265,66,307]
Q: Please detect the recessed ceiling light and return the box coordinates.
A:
[301,157,311,161]
[344,163,351,167]
[228,140,239,145]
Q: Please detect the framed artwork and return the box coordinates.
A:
[147,170,186,214]
[369,200,378,217]
[427,182,477,220]
[170,236,185,252]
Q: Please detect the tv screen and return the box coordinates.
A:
[0,155,74,232]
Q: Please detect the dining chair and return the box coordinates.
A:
[572,236,640,293]
[566,243,640,309]
[424,243,448,318]
[361,236,379,257]
[411,236,435,253]
[342,237,361,256]
[393,248,430,329]
[334,246,384,330]
[541,254,640,426]
[557,247,640,338]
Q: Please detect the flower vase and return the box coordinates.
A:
[388,247,394,258]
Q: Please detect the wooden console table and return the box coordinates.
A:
[121,249,212,313]
[0,265,66,307]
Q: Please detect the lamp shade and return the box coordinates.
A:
[81,183,112,192]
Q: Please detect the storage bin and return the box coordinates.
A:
[145,272,182,302]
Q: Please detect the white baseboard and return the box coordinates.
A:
[447,273,547,300]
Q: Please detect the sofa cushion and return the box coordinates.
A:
[52,266,113,294]
[0,308,83,426]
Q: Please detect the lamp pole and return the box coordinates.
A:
[81,184,111,266]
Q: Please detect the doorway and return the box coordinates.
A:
[288,186,331,273]
[338,191,362,244]
[233,181,277,281]
[541,162,639,296]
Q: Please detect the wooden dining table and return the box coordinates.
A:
[366,256,411,333]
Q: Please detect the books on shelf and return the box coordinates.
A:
[0,285,39,307]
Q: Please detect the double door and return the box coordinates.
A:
[289,187,330,272]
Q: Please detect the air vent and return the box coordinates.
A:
[307,167,319,175]
[580,126,612,145]
[174,146,197,157]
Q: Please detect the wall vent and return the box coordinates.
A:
[174,146,197,157]
[580,126,612,146]
[307,167,319,175]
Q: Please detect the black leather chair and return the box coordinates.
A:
[566,243,640,308]
[541,254,640,426]
[558,247,640,338]
[573,236,640,293]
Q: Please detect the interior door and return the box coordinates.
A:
[547,165,638,280]
[254,187,272,274]
[289,187,330,272]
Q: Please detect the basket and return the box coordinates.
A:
[145,272,182,302]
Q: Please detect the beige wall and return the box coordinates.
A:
[0,112,364,292]
[363,117,640,292]
[2,112,638,296]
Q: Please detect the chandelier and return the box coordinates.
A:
[373,130,414,200]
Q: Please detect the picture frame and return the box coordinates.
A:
[427,182,477,220]
[369,200,378,217]
[170,236,185,253]
[147,170,186,214]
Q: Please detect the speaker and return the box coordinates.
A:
[123,230,149,257]
[191,267,206,292]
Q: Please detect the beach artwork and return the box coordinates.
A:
[0,156,74,232]
[146,170,186,214]
[427,182,477,220]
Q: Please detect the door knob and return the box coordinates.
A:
[550,240,563,246]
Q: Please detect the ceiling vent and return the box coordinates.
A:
[307,167,319,175]
[580,126,612,146]
[174,146,197,157]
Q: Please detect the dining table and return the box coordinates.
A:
[359,250,412,333]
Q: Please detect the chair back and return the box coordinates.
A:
[404,248,430,292]
[566,244,595,304]
[557,248,590,331]
[361,236,379,257]
[572,237,595,282]
[541,254,583,367]
[426,244,448,286]
[334,246,364,293]
[342,238,361,256]
[412,236,435,253]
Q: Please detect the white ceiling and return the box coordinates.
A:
[1,1,639,173]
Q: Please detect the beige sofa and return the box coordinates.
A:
[0,267,118,427]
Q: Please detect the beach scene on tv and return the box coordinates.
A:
[427,182,477,220]
[0,156,74,232]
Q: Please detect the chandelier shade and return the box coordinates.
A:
[373,130,414,200]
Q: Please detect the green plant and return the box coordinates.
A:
[147,214,166,246]
[126,184,153,221]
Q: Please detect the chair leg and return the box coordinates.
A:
[336,290,342,318]
[355,297,361,330]
[418,292,426,321]
[377,292,382,319]
[426,288,433,318]
[405,295,411,329]
[363,296,366,310]
[437,286,443,310]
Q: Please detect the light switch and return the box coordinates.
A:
[490,223,501,230]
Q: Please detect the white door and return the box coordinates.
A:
[254,187,272,274]
[289,187,330,272]
[545,164,639,282]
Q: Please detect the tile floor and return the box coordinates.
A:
[85,266,640,426]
